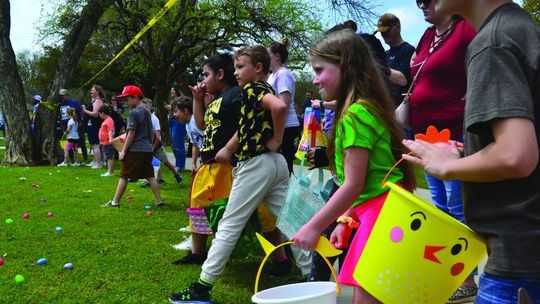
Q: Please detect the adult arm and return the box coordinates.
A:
[403,117,538,182]
[292,147,368,252]
[389,68,408,86]
[83,99,103,117]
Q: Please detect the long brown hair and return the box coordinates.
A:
[310,30,415,190]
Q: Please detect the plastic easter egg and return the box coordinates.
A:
[0,258,4,265]
[144,205,151,210]
[14,274,24,284]
[55,227,63,233]
[31,183,38,187]
[127,195,133,200]
[5,219,13,224]
[64,263,73,269]
[37,258,47,265]
[41,198,47,202]
[22,214,29,219]
[47,212,53,217]
[146,211,153,216]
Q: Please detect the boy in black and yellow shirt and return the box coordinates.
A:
[169,45,289,303]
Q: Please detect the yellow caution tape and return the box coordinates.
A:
[82,0,179,88]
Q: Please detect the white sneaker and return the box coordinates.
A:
[71,162,80,167]
[172,236,192,251]
[57,162,68,167]
[179,225,191,233]
[86,161,96,167]
[91,165,102,169]
[100,172,112,177]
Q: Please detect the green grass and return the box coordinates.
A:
[0,149,302,303]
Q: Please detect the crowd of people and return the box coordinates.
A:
[19,0,539,303]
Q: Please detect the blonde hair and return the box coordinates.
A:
[67,107,77,122]
[310,30,415,189]
[234,45,271,74]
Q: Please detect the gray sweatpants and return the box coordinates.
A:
[201,152,289,282]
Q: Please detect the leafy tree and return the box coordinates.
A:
[524,0,540,25]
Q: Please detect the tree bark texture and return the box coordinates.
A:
[0,0,34,165]
[35,0,115,164]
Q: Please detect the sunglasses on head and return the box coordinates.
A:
[416,0,431,7]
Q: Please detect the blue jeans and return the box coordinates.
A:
[425,173,465,223]
[476,273,540,303]
[169,117,186,170]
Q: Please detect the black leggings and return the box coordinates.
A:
[280,126,301,174]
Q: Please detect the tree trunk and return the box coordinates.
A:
[154,81,172,144]
[35,0,115,164]
[0,0,34,166]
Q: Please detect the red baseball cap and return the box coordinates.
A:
[115,85,143,98]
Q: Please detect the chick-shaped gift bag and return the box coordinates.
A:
[352,126,487,304]
[295,107,327,160]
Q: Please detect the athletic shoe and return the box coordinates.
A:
[447,286,478,304]
[179,225,190,233]
[71,162,80,167]
[101,201,119,208]
[172,252,207,265]
[57,162,68,167]
[100,172,113,177]
[172,236,192,251]
[86,161,96,167]
[169,283,211,304]
[140,181,150,188]
[268,259,292,278]
[157,178,166,184]
[155,201,165,207]
[175,174,182,183]
[91,165,102,169]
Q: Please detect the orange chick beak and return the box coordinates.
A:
[424,245,446,264]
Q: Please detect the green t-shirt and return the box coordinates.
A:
[334,102,403,208]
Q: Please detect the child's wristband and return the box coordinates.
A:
[337,215,359,229]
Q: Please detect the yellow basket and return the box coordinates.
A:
[252,234,341,304]
[60,140,67,149]
[352,182,487,303]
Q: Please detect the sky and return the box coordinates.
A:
[9,0,524,53]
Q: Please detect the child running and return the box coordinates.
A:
[169,45,289,303]
[291,30,415,304]
[58,107,80,167]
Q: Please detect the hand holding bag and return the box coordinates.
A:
[276,157,327,239]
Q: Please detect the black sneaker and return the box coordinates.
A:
[169,283,211,304]
[172,252,207,265]
[140,181,150,188]
[268,259,292,278]
[157,178,166,184]
[174,174,182,183]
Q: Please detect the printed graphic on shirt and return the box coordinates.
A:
[200,86,242,159]
[236,81,275,161]
[202,97,222,153]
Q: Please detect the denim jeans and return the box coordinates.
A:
[169,117,186,170]
[475,273,540,303]
[425,173,465,223]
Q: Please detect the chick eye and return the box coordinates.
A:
[451,243,462,255]
[410,218,422,231]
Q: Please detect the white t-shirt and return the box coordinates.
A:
[186,116,204,149]
[67,119,79,140]
[268,66,299,128]
[150,112,161,133]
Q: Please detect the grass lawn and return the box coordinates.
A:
[0,148,302,303]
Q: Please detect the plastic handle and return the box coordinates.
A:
[253,241,341,295]
[298,155,325,194]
